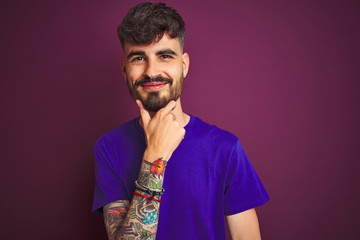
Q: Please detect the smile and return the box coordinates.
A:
[141,82,168,91]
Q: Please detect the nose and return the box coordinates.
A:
[143,58,160,79]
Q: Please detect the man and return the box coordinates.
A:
[92,2,269,240]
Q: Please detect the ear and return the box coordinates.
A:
[121,57,127,80]
[182,52,190,78]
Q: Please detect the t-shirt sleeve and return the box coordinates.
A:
[92,135,129,214]
[224,139,269,215]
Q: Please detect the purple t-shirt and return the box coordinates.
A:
[92,115,269,239]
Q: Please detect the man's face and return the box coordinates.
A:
[121,34,189,112]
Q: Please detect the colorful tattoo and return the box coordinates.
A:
[104,159,166,239]
[139,229,154,239]
[121,222,138,236]
[140,159,167,189]
[138,170,151,186]
[103,200,130,240]
[118,195,159,239]
[150,159,166,177]
[143,211,158,225]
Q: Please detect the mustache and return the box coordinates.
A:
[135,76,173,86]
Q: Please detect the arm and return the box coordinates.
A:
[226,208,262,240]
[103,100,185,240]
[104,200,130,239]
[104,160,167,240]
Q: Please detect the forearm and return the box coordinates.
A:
[105,100,184,239]
[110,158,166,240]
[118,191,161,239]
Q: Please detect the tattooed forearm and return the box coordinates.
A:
[104,200,130,240]
[103,159,167,240]
[140,158,167,189]
[120,194,159,239]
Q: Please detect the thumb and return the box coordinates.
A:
[136,100,151,128]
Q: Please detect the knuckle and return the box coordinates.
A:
[163,114,169,120]
[180,128,186,135]
[165,113,174,121]
[157,111,164,118]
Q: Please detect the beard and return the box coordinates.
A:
[127,75,184,112]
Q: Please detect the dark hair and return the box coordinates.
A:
[117,2,186,50]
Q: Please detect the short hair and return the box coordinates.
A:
[117,2,186,51]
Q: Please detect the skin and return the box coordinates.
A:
[103,34,262,239]
[122,33,190,130]
[226,208,262,240]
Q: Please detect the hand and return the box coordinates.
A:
[137,100,185,162]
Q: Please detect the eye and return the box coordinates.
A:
[131,56,145,62]
[160,55,172,59]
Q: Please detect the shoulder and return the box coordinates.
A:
[93,118,145,169]
[95,118,142,148]
[191,115,239,142]
[190,115,240,152]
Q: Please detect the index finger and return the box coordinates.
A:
[136,100,151,127]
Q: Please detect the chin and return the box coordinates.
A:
[142,97,170,112]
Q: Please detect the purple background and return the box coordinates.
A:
[1,0,359,239]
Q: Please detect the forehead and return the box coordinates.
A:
[123,34,182,55]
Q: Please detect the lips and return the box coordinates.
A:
[141,82,168,90]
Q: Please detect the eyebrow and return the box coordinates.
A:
[126,49,178,61]
[156,49,177,56]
